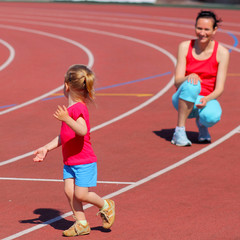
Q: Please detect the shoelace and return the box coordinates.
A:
[97,210,110,223]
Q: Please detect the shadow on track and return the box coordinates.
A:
[153,128,209,144]
[19,208,72,231]
[19,208,112,233]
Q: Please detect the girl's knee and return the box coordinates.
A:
[75,193,86,202]
[64,188,73,201]
[75,188,88,202]
[64,180,74,200]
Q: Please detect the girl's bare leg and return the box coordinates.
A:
[64,179,105,221]
[64,178,86,220]
[74,186,105,220]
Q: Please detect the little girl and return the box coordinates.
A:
[33,64,115,237]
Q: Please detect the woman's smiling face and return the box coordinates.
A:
[195,18,217,43]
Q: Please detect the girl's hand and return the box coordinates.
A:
[187,73,201,85]
[196,97,207,109]
[33,147,48,162]
[53,105,69,122]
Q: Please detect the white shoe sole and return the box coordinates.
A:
[171,140,192,147]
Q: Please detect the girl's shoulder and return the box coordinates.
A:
[69,102,89,119]
[68,102,86,111]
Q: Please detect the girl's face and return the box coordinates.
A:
[195,18,217,43]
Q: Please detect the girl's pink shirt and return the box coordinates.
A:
[60,102,97,165]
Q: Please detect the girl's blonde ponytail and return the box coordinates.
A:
[65,64,95,101]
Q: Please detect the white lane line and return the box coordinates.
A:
[90,76,174,132]
[97,181,135,185]
[0,177,135,185]
[2,125,239,240]
[0,23,176,166]
[0,16,238,115]
[0,18,237,163]
[0,177,62,182]
[0,86,65,115]
[0,75,174,167]
[0,73,174,167]
[1,9,239,29]
[0,21,176,115]
[0,151,34,166]
[0,24,94,115]
[0,13,238,36]
[0,38,15,71]
[0,17,239,53]
[0,15,238,239]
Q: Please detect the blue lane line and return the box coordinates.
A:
[41,95,65,101]
[0,72,171,108]
[226,32,238,53]
[95,72,171,91]
[34,72,173,102]
[1,72,171,108]
[0,104,17,109]
[1,29,238,109]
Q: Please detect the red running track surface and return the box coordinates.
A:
[0,3,239,240]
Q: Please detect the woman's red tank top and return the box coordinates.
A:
[185,40,219,96]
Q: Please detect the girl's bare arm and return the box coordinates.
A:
[33,135,61,162]
[54,105,88,136]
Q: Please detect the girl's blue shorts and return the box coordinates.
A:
[63,162,97,187]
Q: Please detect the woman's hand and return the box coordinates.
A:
[187,73,201,85]
[53,105,69,122]
[33,147,48,162]
[196,97,207,109]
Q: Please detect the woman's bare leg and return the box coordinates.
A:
[177,98,194,127]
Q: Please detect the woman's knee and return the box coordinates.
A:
[172,81,201,110]
[172,93,178,110]
[199,100,222,127]
[200,114,221,127]
[179,80,201,102]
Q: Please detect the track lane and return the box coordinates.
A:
[0,3,239,240]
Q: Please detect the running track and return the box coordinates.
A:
[0,3,239,240]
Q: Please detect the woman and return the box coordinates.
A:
[171,10,229,146]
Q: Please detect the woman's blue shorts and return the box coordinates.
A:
[63,162,97,187]
[172,80,222,128]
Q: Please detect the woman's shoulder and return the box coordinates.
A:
[177,40,192,57]
[216,42,230,61]
[179,40,191,49]
[217,42,229,54]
